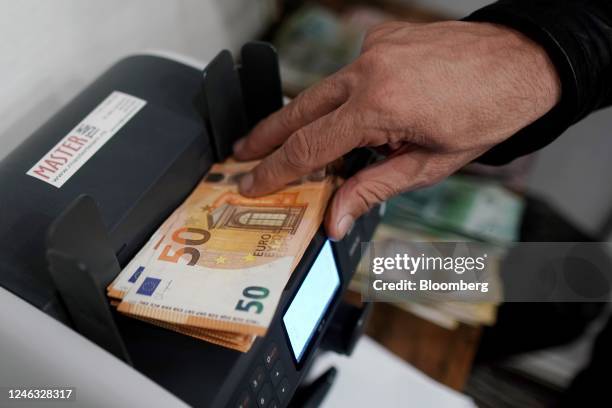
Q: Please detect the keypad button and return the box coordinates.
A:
[269,399,279,408]
[236,390,252,408]
[249,366,265,392]
[256,383,272,408]
[277,378,290,402]
[264,343,279,368]
[270,360,284,386]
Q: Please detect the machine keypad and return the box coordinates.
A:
[264,343,279,368]
[277,378,290,402]
[250,366,265,392]
[270,360,284,386]
[236,390,253,408]
[257,383,272,407]
[246,342,292,407]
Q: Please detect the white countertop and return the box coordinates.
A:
[307,336,477,408]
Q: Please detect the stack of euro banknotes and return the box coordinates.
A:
[107,160,334,352]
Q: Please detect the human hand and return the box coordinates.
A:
[233,21,560,240]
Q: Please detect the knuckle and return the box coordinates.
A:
[282,130,316,171]
[280,100,305,131]
[252,160,275,184]
[362,32,380,52]
[364,23,383,39]
[334,68,359,95]
[418,159,455,188]
[350,174,399,211]
[363,21,397,44]
[342,178,371,215]
[355,45,390,76]
[422,117,458,151]
[321,75,349,103]
[362,25,383,48]
[360,44,387,66]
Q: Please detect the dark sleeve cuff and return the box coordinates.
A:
[464,1,580,165]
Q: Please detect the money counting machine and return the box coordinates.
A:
[0,42,381,407]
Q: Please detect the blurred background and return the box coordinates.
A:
[2,1,611,407]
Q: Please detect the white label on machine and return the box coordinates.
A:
[26,91,146,188]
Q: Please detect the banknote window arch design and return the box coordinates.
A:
[231,208,305,233]
[208,203,306,234]
[237,212,287,227]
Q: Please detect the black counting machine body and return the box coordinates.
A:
[0,42,381,407]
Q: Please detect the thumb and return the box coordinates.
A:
[325,150,433,240]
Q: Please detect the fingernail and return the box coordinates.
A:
[233,138,245,154]
[336,215,355,240]
[239,173,254,193]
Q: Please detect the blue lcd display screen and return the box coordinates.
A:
[283,241,340,363]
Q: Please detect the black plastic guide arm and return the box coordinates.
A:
[201,49,249,162]
[239,42,284,129]
[201,41,283,162]
[46,195,132,364]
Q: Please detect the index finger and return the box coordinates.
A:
[238,108,359,196]
[233,71,351,161]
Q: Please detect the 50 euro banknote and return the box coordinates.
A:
[109,159,334,338]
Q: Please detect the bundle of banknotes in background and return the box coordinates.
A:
[350,175,523,329]
[383,175,524,245]
[107,160,334,352]
[351,222,504,329]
